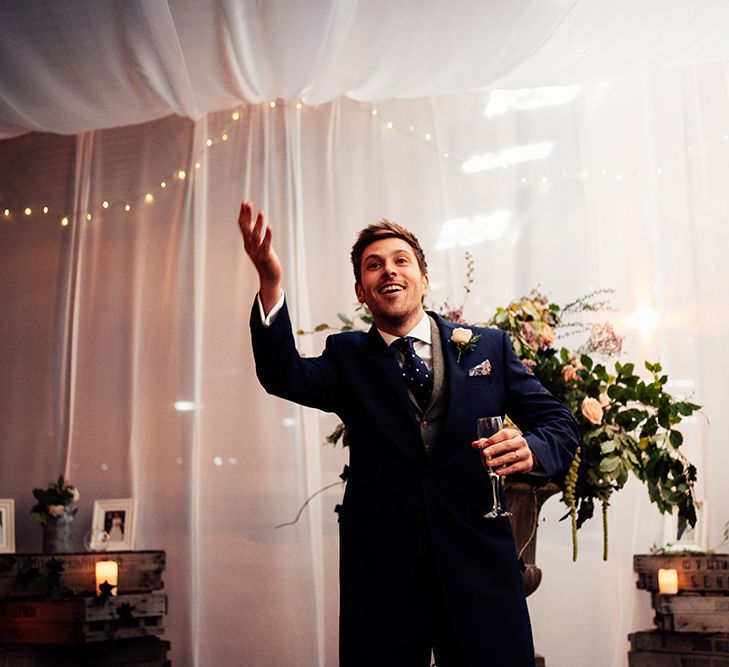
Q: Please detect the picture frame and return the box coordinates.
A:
[0,499,16,553]
[90,498,137,551]
[663,499,708,552]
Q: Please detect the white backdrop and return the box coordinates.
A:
[1,69,728,666]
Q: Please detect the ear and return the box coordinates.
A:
[421,273,429,296]
[354,282,365,304]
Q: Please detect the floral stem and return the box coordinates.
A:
[602,499,609,561]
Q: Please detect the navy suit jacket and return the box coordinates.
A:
[251,300,578,666]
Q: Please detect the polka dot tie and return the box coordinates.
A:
[392,336,433,412]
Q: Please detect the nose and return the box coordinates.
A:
[383,259,398,275]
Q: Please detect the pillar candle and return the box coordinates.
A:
[95,560,119,596]
[658,568,678,595]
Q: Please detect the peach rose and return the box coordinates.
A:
[451,327,473,345]
[581,397,604,425]
[599,392,610,407]
[47,504,66,517]
[562,364,579,382]
[538,323,555,347]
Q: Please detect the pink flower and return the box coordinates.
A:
[581,397,604,425]
[562,365,580,383]
[520,322,537,350]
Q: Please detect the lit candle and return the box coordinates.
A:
[95,560,119,596]
[658,568,678,595]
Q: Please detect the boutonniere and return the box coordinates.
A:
[450,327,481,363]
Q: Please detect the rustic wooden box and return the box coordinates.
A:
[630,630,729,656]
[651,594,729,633]
[0,593,166,645]
[634,554,729,594]
[0,552,165,599]
[628,651,729,666]
[0,636,170,667]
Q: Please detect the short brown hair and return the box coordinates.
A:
[350,219,428,283]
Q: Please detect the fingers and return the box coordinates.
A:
[471,430,534,475]
[238,200,268,259]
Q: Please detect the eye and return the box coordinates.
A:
[367,261,381,270]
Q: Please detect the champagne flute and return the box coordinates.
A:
[476,416,512,519]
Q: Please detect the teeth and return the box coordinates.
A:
[380,285,403,294]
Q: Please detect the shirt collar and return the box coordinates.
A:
[378,311,432,348]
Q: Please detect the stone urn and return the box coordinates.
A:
[42,511,75,553]
[504,477,561,596]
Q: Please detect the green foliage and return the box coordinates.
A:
[31,475,79,524]
[490,292,700,559]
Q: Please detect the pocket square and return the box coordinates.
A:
[468,359,492,377]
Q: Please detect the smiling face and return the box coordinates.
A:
[354,237,429,336]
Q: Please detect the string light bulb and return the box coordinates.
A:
[43,206,49,214]
[124,204,131,212]
[206,138,213,147]
[61,217,69,226]
[86,213,92,221]
[232,111,240,121]
[371,108,378,116]
[24,208,31,216]
[177,170,186,180]
[160,181,167,188]
[221,133,228,141]
[102,201,109,209]
[269,101,276,109]
[4,209,10,217]
[195,162,201,169]
[145,193,154,204]
[295,102,303,110]
[386,121,393,129]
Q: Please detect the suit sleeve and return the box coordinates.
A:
[499,331,579,479]
[250,298,341,413]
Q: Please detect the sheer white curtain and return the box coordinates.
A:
[1,65,727,666]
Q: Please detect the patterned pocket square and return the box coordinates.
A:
[468,359,492,377]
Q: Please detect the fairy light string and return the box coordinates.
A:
[3,98,729,228]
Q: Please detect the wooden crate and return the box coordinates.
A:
[630,630,729,656]
[652,594,729,633]
[629,651,729,666]
[0,552,165,599]
[0,637,169,666]
[634,554,729,594]
[0,593,166,645]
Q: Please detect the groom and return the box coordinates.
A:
[238,201,578,667]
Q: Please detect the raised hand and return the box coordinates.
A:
[237,201,283,312]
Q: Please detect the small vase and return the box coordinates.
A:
[42,512,75,554]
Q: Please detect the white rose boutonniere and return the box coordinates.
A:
[450,327,481,363]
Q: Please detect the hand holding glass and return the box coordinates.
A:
[476,416,512,519]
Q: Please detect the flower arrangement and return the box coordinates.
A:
[488,289,700,560]
[31,475,80,525]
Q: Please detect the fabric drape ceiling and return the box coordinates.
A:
[3,0,729,137]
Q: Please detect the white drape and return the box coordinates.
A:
[4,0,729,137]
[2,66,728,665]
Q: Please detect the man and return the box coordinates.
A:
[238,201,579,667]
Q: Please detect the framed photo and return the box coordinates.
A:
[0,499,16,553]
[663,499,708,552]
[91,499,136,551]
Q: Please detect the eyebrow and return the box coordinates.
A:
[363,248,413,263]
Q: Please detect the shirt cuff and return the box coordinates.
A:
[257,292,285,327]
